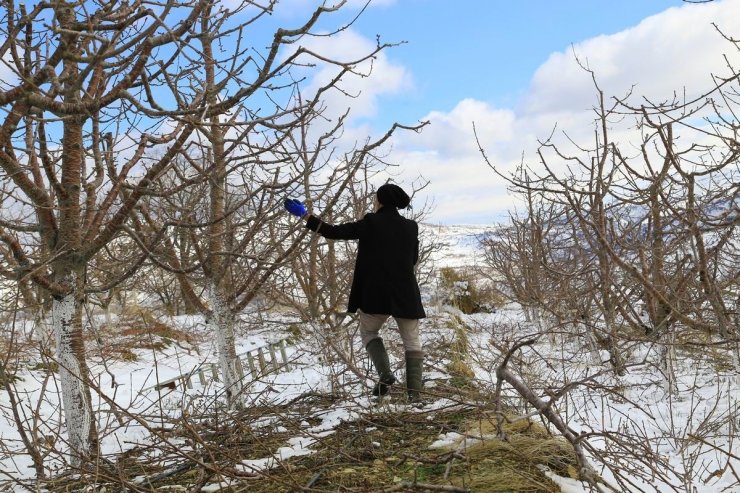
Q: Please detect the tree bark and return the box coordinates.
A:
[52,273,96,465]
[208,282,242,408]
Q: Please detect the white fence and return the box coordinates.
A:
[150,338,291,391]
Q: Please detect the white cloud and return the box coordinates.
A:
[380,100,520,224]
[296,28,413,124]
[270,26,412,160]
[524,0,740,116]
[387,0,740,224]
[410,100,516,158]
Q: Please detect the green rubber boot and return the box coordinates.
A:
[405,351,424,402]
[366,338,396,396]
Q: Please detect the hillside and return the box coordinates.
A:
[422,223,493,269]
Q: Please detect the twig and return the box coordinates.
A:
[370,482,470,492]
[687,434,740,461]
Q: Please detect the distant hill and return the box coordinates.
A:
[421,223,494,269]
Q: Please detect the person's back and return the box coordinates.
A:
[365,209,418,270]
[355,207,423,319]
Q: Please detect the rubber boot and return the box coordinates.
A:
[405,351,424,402]
[366,338,396,396]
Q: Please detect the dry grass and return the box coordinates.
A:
[87,308,201,361]
[55,398,578,493]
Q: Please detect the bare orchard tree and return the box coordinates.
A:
[481,189,610,364]
[279,152,378,324]
[481,184,557,327]
[0,0,226,465]
[127,3,426,407]
[481,65,740,383]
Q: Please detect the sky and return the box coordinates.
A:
[269,0,740,224]
[3,1,737,225]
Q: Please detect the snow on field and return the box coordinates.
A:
[422,223,493,269]
[1,225,739,492]
[459,308,740,492]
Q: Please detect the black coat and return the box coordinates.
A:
[305,206,426,319]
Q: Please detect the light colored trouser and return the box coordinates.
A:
[359,311,422,353]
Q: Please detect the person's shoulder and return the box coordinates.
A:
[361,212,376,222]
[401,216,418,231]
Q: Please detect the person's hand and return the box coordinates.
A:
[283,198,307,218]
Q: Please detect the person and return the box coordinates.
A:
[284,184,426,401]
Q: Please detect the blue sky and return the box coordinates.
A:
[2,1,733,225]
[348,0,686,129]
[37,0,727,226]
[283,0,738,225]
[75,0,740,225]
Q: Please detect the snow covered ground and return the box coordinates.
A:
[422,223,493,269]
[1,225,738,492]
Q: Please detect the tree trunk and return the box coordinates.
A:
[208,283,243,408]
[199,6,243,409]
[522,305,532,323]
[733,343,740,389]
[307,235,321,319]
[601,292,625,376]
[531,305,542,331]
[579,320,602,365]
[52,273,96,466]
[658,331,678,395]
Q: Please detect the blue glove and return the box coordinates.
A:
[283,198,307,218]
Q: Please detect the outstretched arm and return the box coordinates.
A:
[284,198,366,240]
[305,214,366,240]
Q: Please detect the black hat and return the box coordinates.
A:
[376,183,411,209]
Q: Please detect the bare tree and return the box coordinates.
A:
[124,3,427,407]
[0,0,229,464]
[480,62,740,386]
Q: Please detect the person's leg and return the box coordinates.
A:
[359,311,396,396]
[395,317,421,353]
[395,318,424,401]
[358,311,388,347]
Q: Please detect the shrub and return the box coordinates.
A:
[445,315,476,385]
[439,267,496,314]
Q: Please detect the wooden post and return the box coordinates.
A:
[211,363,219,382]
[235,357,245,380]
[269,343,279,371]
[247,352,256,374]
[257,348,267,372]
[198,369,207,386]
[280,339,290,370]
